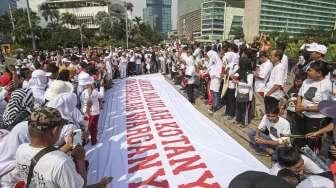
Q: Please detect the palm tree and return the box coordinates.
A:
[61,12,78,28]
[133,16,142,26]
[125,2,134,18]
[39,3,60,24]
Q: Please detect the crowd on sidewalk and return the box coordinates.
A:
[0,33,336,187]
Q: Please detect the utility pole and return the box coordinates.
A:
[80,24,84,50]
[8,3,15,43]
[223,0,227,40]
[125,0,129,49]
[25,0,36,50]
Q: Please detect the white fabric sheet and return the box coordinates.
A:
[86,74,268,188]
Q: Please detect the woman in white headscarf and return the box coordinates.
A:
[46,92,88,148]
[28,69,50,108]
[207,49,223,112]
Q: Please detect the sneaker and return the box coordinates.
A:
[207,109,214,114]
[255,151,270,157]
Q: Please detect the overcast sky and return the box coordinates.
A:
[18,0,177,30]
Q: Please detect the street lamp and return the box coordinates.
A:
[25,0,36,50]
[125,0,129,49]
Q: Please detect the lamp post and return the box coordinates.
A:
[125,0,129,49]
[8,3,15,43]
[25,0,36,50]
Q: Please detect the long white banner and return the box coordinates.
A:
[86,74,268,188]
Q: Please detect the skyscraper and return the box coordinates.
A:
[177,0,202,39]
[143,0,172,34]
[0,0,17,16]
[244,0,336,42]
[201,0,244,41]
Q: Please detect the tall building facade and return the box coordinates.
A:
[201,0,226,40]
[177,0,202,39]
[143,0,172,34]
[244,0,336,42]
[0,0,17,15]
[201,0,244,41]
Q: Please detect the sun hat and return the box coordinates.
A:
[44,80,74,101]
[31,69,52,78]
[307,44,328,55]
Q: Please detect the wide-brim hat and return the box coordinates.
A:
[44,80,74,101]
[318,100,336,118]
[32,69,52,78]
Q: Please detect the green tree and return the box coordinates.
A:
[11,8,41,49]
[39,3,60,24]
[61,12,78,28]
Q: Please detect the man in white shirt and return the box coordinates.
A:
[264,50,286,104]
[15,107,112,188]
[15,107,85,187]
[277,43,289,83]
[248,100,291,156]
[185,50,196,103]
[254,51,273,119]
[254,51,273,94]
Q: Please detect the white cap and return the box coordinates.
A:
[61,58,71,63]
[31,69,52,78]
[307,44,328,55]
[27,55,33,59]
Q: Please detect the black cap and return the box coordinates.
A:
[229,171,294,188]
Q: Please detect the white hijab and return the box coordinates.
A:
[46,93,77,121]
[207,50,223,78]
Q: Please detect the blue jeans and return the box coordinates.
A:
[247,128,273,153]
[136,64,142,75]
[211,91,220,110]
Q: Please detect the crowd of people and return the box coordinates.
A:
[0,33,335,187]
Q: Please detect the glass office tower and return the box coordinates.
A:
[144,0,172,34]
[201,0,226,40]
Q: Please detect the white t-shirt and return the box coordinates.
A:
[16,143,84,188]
[224,51,239,66]
[269,155,324,176]
[281,54,288,82]
[258,115,291,142]
[80,87,104,116]
[254,60,273,92]
[298,78,332,118]
[0,122,29,178]
[264,62,286,100]
[296,175,334,188]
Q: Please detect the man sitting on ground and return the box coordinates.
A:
[248,99,291,156]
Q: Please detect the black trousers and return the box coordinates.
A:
[293,115,326,148]
[236,101,251,125]
[186,84,195,103]
[224,88,236,117]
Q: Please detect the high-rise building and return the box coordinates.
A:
[201,0,244,41]
[143,0,172,34]
[244,0,336,42]
[177,0,202,39]
[0,0,17,16]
